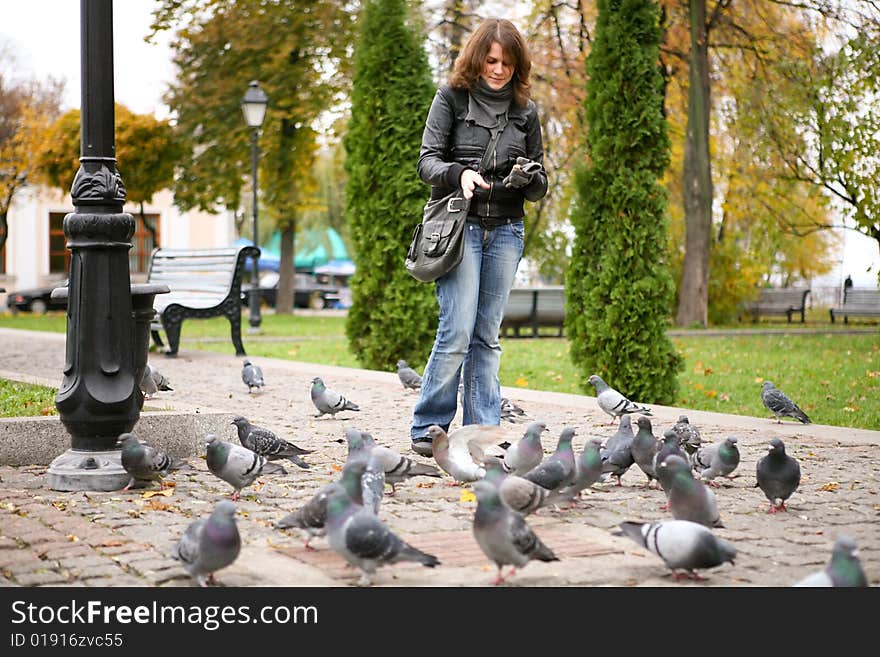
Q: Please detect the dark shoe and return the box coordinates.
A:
[411,437,433,457]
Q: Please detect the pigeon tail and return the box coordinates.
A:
[402,546,441,568]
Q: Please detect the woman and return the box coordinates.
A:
[410,18,548,456]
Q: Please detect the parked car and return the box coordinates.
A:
[241,272,341,310]
[5,280,68,314]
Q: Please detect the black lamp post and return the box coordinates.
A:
[47,0,167,491]
[241,80,268,331]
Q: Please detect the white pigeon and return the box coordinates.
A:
[428,424,513,484]
[588,374,652,423]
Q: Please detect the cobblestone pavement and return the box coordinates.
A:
[0,327,878,587]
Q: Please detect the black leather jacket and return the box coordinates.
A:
[417,85,549,221]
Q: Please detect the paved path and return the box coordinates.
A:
[0,327,878,587]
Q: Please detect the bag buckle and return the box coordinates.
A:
[447,197,467,212]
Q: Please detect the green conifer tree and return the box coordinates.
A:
[566,0,682,403]
[344,0,438,370]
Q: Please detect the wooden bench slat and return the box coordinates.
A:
[744,288,810,323]
[830,288,880,323]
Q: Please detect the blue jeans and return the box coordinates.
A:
[410,220,524,439]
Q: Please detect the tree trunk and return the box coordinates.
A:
[676,0,713,327]
[0,210,8,257]
[275,223,296,314]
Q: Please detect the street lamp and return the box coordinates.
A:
[241,80,268,330]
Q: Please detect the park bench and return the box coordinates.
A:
[829,288,880,323]
[147,245,260,357]
[501,286,565,337]
[744,287,811,323]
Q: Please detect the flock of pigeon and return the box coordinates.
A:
[126,362,867,588]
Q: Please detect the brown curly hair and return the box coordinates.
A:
[449,18,531,107]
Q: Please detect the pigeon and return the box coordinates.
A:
[588,374,652,423]
[654,429,688,494]
[550,437,604,504]
[428,424,512,484]
[631,416,661,487]
[139,363,173,399]
[345,428,442,494]
[522,427,577,493]
[310,377,360,418]
[241,359,264,393]
[118,432,190,490]
[482,456,552,516]
[471,479,559,585]
[502,421,547,475]
[396,360,422,390]
[660,455,723,528]
[761,381,811,424]
[275,459,368,549]
[793,536,868,587]
[691,436,740,486]
[600,415,635,485]
[205,434,278,501]
[669,415,702,456]
[324,486,440,586]
[230,415,312,470]
[756,437,801,513]
[172,500,241,587]
[615,520,736,581]
[500,398,528,423]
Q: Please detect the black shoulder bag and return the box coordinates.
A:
[405,115,509,283]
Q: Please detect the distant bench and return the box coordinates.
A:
[744,288,810,323]
[830,288,880,323]
[501,286,565,337]
[147,246,260,357]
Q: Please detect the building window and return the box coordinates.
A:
[48,212,160,274]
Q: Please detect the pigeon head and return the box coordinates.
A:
[426,425,446,445]
[767,438,786,454]
[117,433,139,448]
[481,456,507,482]
[762,381,775,391]
[725,436,738,446]
[557,427,576,446]
[212,500,237,520]
[471,479,501,504]
[525,421,548,439]
[344,427,366,451]
[396,360,408,369]
[311,377,325,390]
[619,415,632,430]
[833,535,859,560]
[659,454,690,475]
[360,431,376,447]
[585,437,603,449]
[587,374,607,391]
[662,429,681,446]
[677,415,690,424]
[242,359,252,367]
[206,434,225,452]
[231,416,248,427]
[636,416,653,431]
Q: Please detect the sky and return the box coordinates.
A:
[1,0,876,286]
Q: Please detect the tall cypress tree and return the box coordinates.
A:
[344,0,438,370]
[566,0,682,403]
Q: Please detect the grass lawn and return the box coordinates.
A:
[0,378,58,417]
[1,310,877,430]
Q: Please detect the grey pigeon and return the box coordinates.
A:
[428,424,512,483]
[600,415,635,485]
[588,374,652,423]
[231,415,312,470]
[691,436,740,485]
[346,428,441,493]
[793,536,868,587]
[276,459,368,549]
[241,359,264,393]
[670,415,701,456]
[654,429,688,495]
[616,519,736,580]
[503,421,547,476]
[500,398,528,424]
[660,455,723,528]
[118,432,190,490]
[396,360,422,390]
[310,377,360,418]
[205,434,277,501]
[172,500,241,587]
[324,486,440,586]
[471,479,559,585]
[522,427,577,493]
[756,437,801,513]
[761,381,811,424]
[631,416,661,487]
[551,437,604,504]
[482,456,552,516]
[139,363,173,399]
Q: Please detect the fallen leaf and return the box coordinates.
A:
[416,482,435,489]
[99,540,126,548]
[459,489,476,503]
[754,376,764,383]
[141,489,173,499]
[66,534,79,542]
[330,464,343,473]
[515,377,529,387]
[161,481,176,489]
[817,482,839,492]
[146,499,175,512]
[52,501,67,511]
[127,509,141,518]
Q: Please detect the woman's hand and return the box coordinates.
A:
[460,169,489,199]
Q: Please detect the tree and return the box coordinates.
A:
[567,0,682,404]
[36,105,178,243]
[151,0,356,313]
[343,0,438,370]
[0,49,63,258]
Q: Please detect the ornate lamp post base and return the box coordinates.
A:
[47,449,129,492]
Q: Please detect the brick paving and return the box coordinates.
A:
[0,326,878,587]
